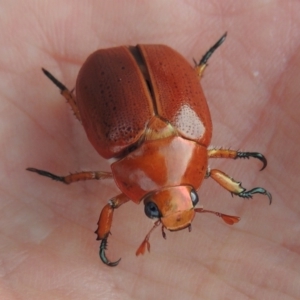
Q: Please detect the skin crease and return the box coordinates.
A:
[0,0,300,299]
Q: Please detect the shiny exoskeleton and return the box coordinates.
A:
[27,33,271,266]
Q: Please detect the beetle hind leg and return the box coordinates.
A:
[42,68,81,121]
[208,169,272,204]
[26,168,113,184]
[194,32,227,78]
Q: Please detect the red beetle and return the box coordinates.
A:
[27,33,271,266]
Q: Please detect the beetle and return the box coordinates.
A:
[27,33,272,266]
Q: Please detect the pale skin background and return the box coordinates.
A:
[0,1,300,299]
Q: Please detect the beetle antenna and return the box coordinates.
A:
[136,220,161,256]
[99,238,121,267]
[195,207,240,225]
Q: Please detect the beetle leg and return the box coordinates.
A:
[96,193,130,267]
[194,32,227,78]
[99,238,120,267]
[42,68,81,122]
[208,169,272,204]
[26,168,113,184]
[195,208,240,225]
[136,220,161,256]
[208,148,267,170]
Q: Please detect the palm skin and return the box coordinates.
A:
[0,1,299,299]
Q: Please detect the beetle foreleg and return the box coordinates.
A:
[194,32,227,78]
[208,148,267,170]
[42,68,81,121]
[208,169,272,204]
[99,238,121,267]
[96,193,130,266]
[195,208,240,225]
[26,168,113,184]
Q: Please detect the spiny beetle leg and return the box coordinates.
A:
[208,169,272,204]
[26,167,65,183]
[99,238,121,267]
[207,149,267,171]
[194,32,227,78]
[238,187,272,204]
[26,168,112,184]
[42,68,81,121]
[235,152,267,171]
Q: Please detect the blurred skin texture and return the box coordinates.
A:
[0,1,299,299]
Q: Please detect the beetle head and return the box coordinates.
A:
[143,185,198,231]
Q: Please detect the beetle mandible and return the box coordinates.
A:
[27,33,272,266]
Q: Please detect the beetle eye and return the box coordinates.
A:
[191,189,199,207]
[144,201,160,219]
